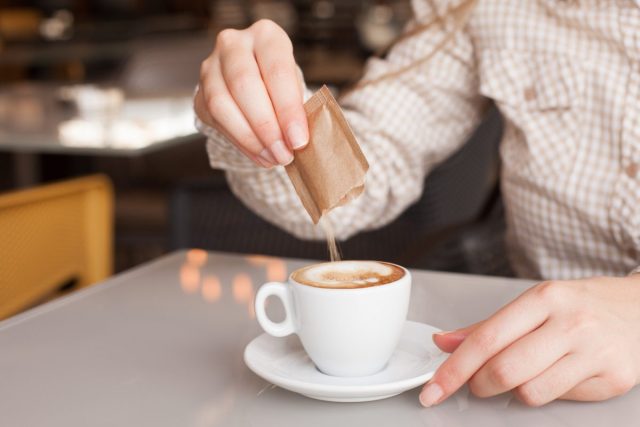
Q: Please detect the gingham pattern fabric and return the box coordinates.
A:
[197,0,640,280]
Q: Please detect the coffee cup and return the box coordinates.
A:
[254,260,411,377]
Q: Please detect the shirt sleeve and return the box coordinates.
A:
[198,0,488,240]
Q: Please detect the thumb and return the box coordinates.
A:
[432,321,483,353]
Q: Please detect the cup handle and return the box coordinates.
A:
[255,282,296,337]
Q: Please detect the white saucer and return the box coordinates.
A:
[244,321,447,402]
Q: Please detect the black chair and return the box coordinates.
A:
[170,106,512,276]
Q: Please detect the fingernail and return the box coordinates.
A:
[270,140,293,165]
[419,382,443,407]
[259,148,276,165]
[434,331,467,341]
[287,122,308,149]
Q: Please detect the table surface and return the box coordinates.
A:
[1,250,638,426]
[0,84,199,156]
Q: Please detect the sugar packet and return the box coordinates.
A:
[285,85,369,224]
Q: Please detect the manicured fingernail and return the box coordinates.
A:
[270,140,293,165]
[259,148,276,165]
[419,382,443,407]
[434,331,468,341]
[287,122,308,149]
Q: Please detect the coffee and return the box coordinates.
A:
[291,260,405,289]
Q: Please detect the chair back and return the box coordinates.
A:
[0,175,113,319]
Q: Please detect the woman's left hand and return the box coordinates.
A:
[420,274,640,407]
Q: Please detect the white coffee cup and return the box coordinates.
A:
[254,261,411,377]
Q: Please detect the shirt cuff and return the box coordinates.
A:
[630,266,640,276]
[196,116,260,172]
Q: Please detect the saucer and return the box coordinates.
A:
[244,321,447,402]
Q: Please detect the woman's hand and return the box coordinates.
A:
[421,274,640,407]
[195,19,308,168]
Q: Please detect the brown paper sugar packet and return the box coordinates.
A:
[285,85,369,224]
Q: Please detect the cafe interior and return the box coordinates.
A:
[0,0,506,321]
[0,1,515,415]
[6,1,640,425]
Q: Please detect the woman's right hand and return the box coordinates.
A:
[195,19,309,168]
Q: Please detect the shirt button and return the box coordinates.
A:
[625,163,638,179]
[523,86,537,101]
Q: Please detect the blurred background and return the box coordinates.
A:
[0,0,507,303]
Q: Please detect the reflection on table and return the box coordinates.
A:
[0,83,197,155]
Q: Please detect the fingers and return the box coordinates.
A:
[432,332,466,353]
[252,21,308,150]
[195,87,268,167]
[433,321,482,353]
[194,87,215,128]
[420,290,549,407]
[200,56,277,167]
[468,320,569,398]
[198,20,305,167]
[560,375,635,402]
[512,354,594,407]
[218,29,293,165]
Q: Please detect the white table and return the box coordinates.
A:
[0,84,200,187]
[1,250,638,426]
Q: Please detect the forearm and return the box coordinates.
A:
[199,0,487,240]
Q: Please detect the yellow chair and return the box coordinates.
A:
[0,175,113,320]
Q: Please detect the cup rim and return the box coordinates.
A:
[288,260,410,291]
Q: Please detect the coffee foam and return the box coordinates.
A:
[292,261,404,289]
